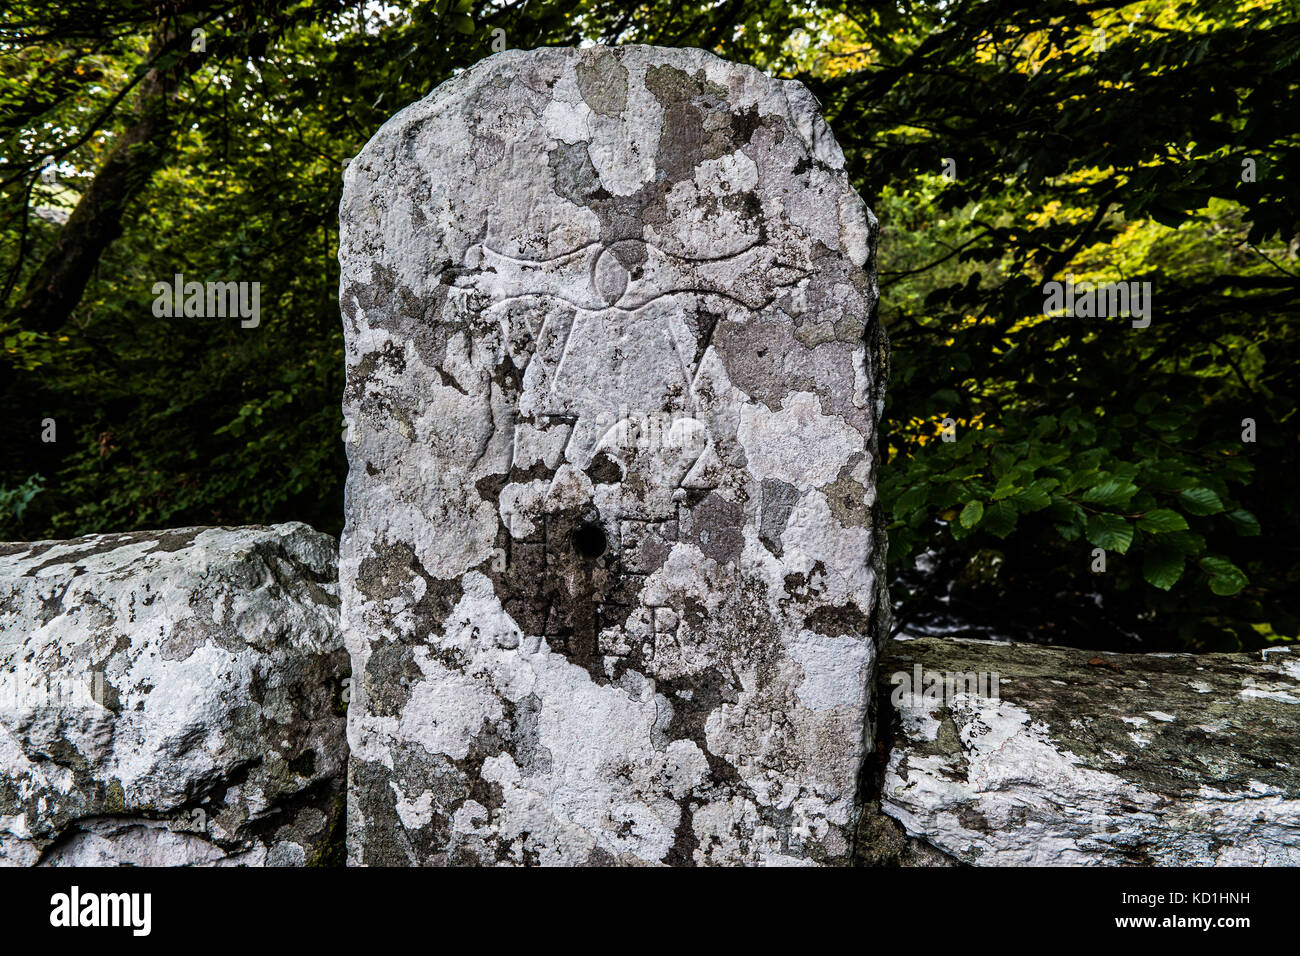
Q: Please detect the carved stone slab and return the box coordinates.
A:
[339,45,884,865]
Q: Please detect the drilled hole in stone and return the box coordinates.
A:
[572,522,607,559]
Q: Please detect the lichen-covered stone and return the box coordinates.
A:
[339,45,885,865]
[0,523,347,866]
[879,636,1300,865]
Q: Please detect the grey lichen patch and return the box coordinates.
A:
[853,799,961,867]
[822,465,874,530]
[758,478,799,557]
[362,641,424,718]
[104,779,127,814]
[340,45,883,866]
[878,637,1300,865]
[645,63,727,106]
[0,522,348,867]
[548,141,605,207]
[575,49,629,117]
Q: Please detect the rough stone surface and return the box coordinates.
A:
[879,636,1300,865]
[339,45,885,865]
[0,523,347,866]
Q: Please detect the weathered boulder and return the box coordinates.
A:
[339,45,885,865]
[878,636,1300,865]
[0,523,347,866]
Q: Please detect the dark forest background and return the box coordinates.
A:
[2,0,1296,652]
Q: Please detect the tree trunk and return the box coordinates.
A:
[3,30,193,335]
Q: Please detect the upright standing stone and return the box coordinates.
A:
[339,45,885,865]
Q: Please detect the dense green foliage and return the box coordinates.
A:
[2,0,1296,651]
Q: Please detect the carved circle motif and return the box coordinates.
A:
[590,241,637,306]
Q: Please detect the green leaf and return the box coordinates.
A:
[1160,531,1207,555]
[981,500,1018,538]
[1012,484,1052,510]
[1227,509,1261,536]
[1053,500,1087,541]
[1179,487,1224,516]
[1141,465,1196,493]
[1134,392,1162,415]
[958,499,984,528]
[894,485,929,517]
[1147,412,1186,430]
[1081,478,1138,507]
[991,475,1021,500]
[1086,513,1134,554]
[1198,556,1248,596]
[1136,509,1189,533]
[1143,546,1185,590]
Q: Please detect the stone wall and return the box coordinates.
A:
[0,523,347,866]
[873,636,1300,865]
[4,526,1297,865]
